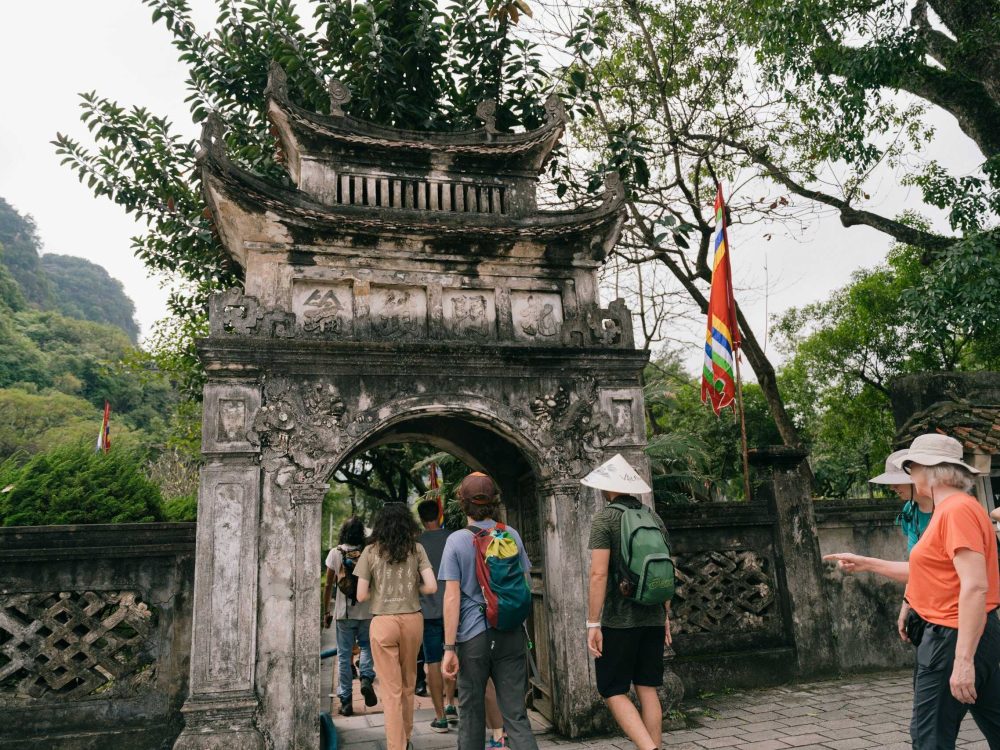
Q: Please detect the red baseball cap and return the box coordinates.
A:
[457,472,498,504]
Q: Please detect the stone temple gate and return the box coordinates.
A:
[174,64,652,749]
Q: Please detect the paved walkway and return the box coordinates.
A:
[333,670,990,750]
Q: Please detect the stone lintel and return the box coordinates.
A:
[198,338,649,379]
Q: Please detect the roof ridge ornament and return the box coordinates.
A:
[197,112,228,165]
[544,92,567,126]
[328,78,352,118]
[266,61,290,104]
[601,172,625,209]
[476,99,498,135]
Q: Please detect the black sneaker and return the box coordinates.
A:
[360,677,378,707]
[414,681,428,697]
[339,699,353,717]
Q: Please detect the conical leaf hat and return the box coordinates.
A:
[580,454,652,494]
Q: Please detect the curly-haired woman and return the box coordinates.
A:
[355,502,437,750]
[825,434,1000,748]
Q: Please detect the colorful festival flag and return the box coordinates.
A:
[701,185,741,415]
[428,462,444,524]
[95,401,111,454]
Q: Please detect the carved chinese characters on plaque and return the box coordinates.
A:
[511,291,562,342]
[292,281,353,336]
[443,289,496,340]
[371,286,426,339]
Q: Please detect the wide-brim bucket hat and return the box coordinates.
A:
[580,454,652,494]
[890,433,980,474]
[869,449,912,485]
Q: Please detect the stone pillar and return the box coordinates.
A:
[175,382,265,750]
[290,482,327,750]
[538,480,605,737]
[750,446,837,677]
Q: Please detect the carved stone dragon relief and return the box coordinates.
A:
[525,379,620,476]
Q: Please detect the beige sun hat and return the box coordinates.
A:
[890,433,980,474]
[580,454,652,494]
[869,449,913,485]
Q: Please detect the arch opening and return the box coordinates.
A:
[321,411,553,722]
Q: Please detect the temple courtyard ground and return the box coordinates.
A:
[330,669,990,749]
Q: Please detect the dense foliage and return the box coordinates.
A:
[776,241,1000,496]
[547,0,999,452]
[0,443,165,526]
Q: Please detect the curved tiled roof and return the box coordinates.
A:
[196,114,626,264]
[896,397,1000,454]
[265,63,566,172]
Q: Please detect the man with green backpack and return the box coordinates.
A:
[585,454,674,750]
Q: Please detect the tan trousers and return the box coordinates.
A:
[370,612,424,750]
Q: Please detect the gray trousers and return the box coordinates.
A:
[456,628,538,750]
[911,611,1000,749]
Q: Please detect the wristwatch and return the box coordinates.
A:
[443,644,456,652]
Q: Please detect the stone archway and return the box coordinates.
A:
[173,64,652,749]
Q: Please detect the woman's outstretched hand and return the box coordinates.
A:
[823,552,868,574]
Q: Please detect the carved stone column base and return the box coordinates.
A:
[173,694,264,750]
[658,647,686,731]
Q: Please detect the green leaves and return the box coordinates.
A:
[0,443,165,526]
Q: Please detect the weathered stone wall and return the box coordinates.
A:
[0,523,195,750]
[815,498,913,673]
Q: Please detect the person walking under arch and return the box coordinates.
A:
[415,498,458,733]
[323,516,376,715]
[440,472,538,750]
[825,434,1000,749]
[355,503,438,750]
[585,454,672,750]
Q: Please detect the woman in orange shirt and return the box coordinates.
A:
[825,434,1000,749]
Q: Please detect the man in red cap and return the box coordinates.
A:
[439,472,538,750]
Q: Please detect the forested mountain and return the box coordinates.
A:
[0,198,51,307]
[41,254,139,342]
[0,198,139,342]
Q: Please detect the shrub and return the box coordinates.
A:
[0,443,165,526]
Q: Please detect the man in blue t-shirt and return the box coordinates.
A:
[439,472,538,750]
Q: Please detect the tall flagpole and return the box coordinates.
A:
[718,184,752,502]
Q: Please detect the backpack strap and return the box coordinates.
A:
[608,503,629,513]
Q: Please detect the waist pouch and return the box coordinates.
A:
[906,608,928,647]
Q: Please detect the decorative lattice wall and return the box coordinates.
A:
[671,550,779,635]
[0,590,156,703]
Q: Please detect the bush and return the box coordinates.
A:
[0,443,165,526]
[163,493,197,522]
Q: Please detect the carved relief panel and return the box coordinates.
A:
[511,291,563,343]
[203,383,262,453]
[370,285,427,340]
[193,466,261,693]
[598,388,645,445]
[292,281,354,336]
[442,288,496,340]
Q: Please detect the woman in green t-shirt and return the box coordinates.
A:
[356,503,436,750]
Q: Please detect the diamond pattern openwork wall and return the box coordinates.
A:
[671,550,778,635]
[0,590,155,703]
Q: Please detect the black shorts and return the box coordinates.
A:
[595,625,665,698]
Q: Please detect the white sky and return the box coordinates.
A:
[0,1,985,369]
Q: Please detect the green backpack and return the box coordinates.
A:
[609,502,675,606]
